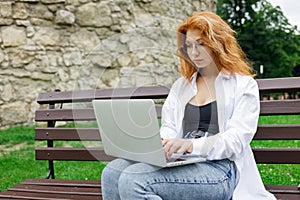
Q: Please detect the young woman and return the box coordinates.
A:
[101,11,276,199]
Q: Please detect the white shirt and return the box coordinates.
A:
[160,72,276,200]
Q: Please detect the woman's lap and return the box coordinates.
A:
[101,158,236,200]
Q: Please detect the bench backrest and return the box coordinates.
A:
[35,77,300,178]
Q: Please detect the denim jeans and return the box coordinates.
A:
[101,158,237,200]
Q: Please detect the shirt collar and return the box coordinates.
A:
[190,69,231,82]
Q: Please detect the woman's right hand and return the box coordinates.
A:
[162,138,193,159]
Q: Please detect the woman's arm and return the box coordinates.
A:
[160,88,179,139]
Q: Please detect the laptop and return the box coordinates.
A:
[92,99,206,167]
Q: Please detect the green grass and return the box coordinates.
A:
[0,125,106,192]
[0,146,46,190]
[0,115,299,191]
[258,115,300,125]
[0,146,106,191]
[0,126,35,146]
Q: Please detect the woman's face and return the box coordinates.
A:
[185,29,214,70]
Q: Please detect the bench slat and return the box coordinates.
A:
[35,100,300,122]
[35,105,163,121]
[22,178,101,187]
[35,124,300,141]
[37,86,171,104]
[0,190,101,200]
[265,184,300,195]
[35,147,300,164]
[257,77,300,93]
[260,100,300,115]
[265,184,300,200]
[254,125,300,140]
[271,193,300,200]
[253,148,300,164]
[35,128,101,141]
[1,180,299,200]
[36,77,300,104]
[35,109,95,121]
[9,185,101,195]
[35,148,115,161]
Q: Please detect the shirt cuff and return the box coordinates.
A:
[191,133,220,157]
[191,137,206,156]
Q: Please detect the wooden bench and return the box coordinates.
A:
[0,77,299,200]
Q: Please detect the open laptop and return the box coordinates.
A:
[92,99,206,167]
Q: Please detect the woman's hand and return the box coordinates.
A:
[162,138,193,159]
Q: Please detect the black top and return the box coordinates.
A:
[182,101,219,139]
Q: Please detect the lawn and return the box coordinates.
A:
[0,115,299,192]
[0,125,106,192]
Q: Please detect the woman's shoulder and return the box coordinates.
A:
[224,73,257,85]
[171,76,190,90]
[219,73,258,93]
[235,74,257,86]
[229,74,259,93]
[236,73,255,79]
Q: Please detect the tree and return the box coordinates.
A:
[217,0,300,78]
[217,0,259,31]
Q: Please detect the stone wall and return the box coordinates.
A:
[0,0,216,128]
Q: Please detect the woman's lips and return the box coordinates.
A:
[192,59,203,63]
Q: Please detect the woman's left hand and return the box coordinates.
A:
[162,138,193,159]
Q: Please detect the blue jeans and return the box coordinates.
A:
[101,158,237,200]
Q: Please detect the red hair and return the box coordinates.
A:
[177,12,255,80]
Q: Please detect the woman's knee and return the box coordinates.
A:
[101,158,134,184]
[118,162,158,186]
[118,163,160,196]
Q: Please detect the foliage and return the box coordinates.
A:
[217,0,300,78]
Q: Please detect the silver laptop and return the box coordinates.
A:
[92,99,206,167]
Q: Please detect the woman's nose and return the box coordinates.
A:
[191,44,199,56]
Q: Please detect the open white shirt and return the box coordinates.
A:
[160,72,276,199]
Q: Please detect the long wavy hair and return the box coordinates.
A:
[177,11,255,80]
